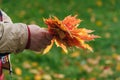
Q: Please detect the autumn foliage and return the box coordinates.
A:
[43,15,100,53]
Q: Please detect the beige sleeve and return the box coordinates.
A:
[1,10,13,23]
[0,23,28,54]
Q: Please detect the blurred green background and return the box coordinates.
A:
[0,0,120,80]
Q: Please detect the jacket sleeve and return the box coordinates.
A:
[0,10,13,23]
[0,22,28,54]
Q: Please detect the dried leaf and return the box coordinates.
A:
[15,67,22,76]
[70,51,80,58]
[96,20,102,27]
[43,40,54,54]
[53,73,65,79]
[42,74,52,80]
[89,77,96,80]
[96,0,102,7]
[23,61,31,69]
[31,62,38,67]
[34,74,42,80]
[116,63,120,71]
[29,69,39,74]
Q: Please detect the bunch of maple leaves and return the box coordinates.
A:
[43,15,100,54]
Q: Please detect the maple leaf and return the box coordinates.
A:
[43,15,100,54]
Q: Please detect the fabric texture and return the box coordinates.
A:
[0,10,28,54]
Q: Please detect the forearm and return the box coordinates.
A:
[0,23,28,54]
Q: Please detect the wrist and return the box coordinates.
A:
[25,26,31,49]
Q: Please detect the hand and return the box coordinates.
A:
[27,25,53,52]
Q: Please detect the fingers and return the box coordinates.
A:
[40,31,53,48]
[46,32,53,40]
[38,28,53,45]
[28,25,53,52]
[37,30,53,51]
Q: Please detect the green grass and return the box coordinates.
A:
[1,0,120,80]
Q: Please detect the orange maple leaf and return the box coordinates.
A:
[43,15,100,54]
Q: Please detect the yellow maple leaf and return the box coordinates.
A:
[15,67,22,76]
[43,40,54,54]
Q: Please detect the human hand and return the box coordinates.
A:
[27,25,53,52]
